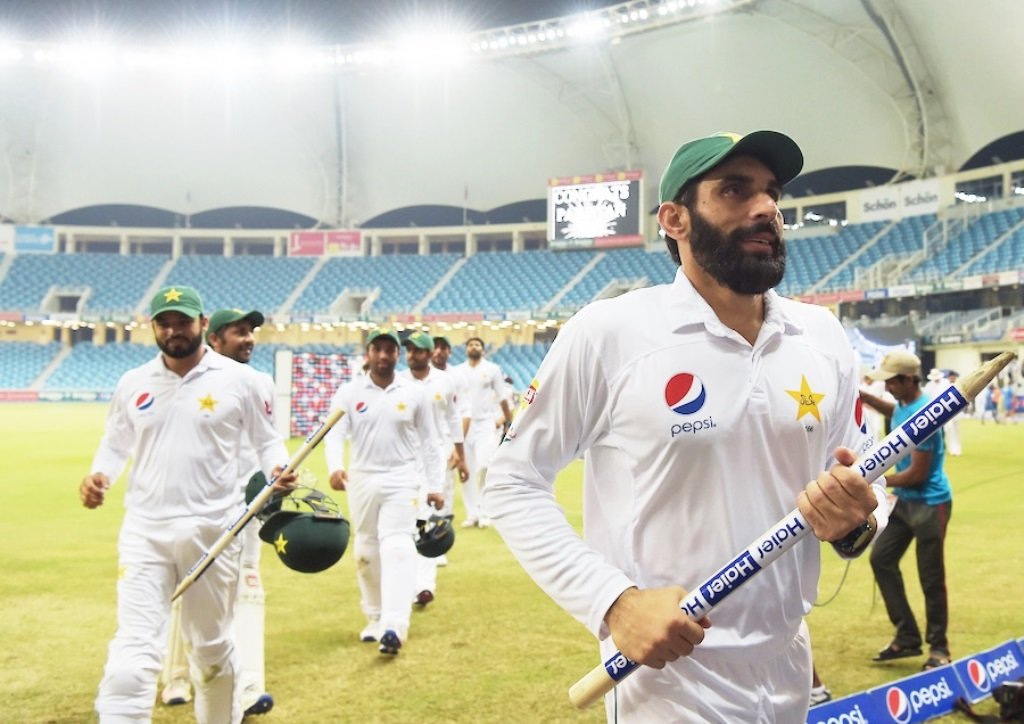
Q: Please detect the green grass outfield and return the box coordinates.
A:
[3,403,1021,723]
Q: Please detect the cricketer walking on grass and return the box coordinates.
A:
[79,286,296,724]
[158,306,278,717]
[485,131,888,722]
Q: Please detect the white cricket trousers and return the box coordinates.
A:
[602,620,813,723]
[234,519,266,706]
[461,420,500,521]
[95,513,242,724]
[347,471,418,638]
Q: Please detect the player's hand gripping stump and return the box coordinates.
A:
[569,351,1016,709]
[171,408,344,601]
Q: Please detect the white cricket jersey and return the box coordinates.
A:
[485,267,878,659]
[237,368,275,487]
[91,347,289,522]
[398,367,464,447]
[324,374,443,492]
[455,358,507,423]
[399,367,462,492]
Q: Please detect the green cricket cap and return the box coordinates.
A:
[658,130,804,204]
[150,286,203,319]
[207,308,265,336]
[432,335,452,349]
[366,328,401,347]
[403,331,434,350]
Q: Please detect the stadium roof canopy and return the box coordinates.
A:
[0,0,1021,227]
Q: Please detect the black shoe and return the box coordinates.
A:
[922,652,951,670]
[379,629,402,656]
[244,694,274,717]
[873,643,923,661]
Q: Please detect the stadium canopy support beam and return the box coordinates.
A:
[504,47,639,176]
[752,0,954,180]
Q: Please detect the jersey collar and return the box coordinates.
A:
[667,266,805,340]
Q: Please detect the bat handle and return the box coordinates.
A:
[569,659,631,709]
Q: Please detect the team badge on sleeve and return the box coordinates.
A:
[854,397,868,435]
[522,379,540,408]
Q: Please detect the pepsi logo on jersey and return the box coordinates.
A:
[664,373,716,437]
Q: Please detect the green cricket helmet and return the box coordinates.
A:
[258,486,350,573]
[245,470,283,520]
[415,514,455,558]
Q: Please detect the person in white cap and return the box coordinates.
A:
[80,286,295,724]
[484,130,887,721]
[923,367,946,399]
[860,349,953,670]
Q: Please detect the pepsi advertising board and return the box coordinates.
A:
[952,640,1024,702]
[807,692,877,724]
[866,667,965,723]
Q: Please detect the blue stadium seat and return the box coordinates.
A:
[0,254,167,314]
[0,341,62,388]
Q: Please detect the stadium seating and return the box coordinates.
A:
[165,256,316,315]
[0,253,167,314]
[2,199,1023,398]
[961,207,1024,276]
[776,221,889,296]
[903,208,1023,282]
[490,343,548,390]
[426,250,595,314]
[0,341,62,388]
[292,255,458,316]
[43,342,154,391]
[557,248,676,309]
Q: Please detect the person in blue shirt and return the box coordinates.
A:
[860,350,953,670]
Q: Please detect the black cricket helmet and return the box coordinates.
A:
[258,485,350,573]
[415,514,455,558]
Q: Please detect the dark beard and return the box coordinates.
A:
[688,207,785,295]
[157,334,203,359]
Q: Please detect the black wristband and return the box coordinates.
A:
[831,517,876,556]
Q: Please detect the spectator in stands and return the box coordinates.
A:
[323,328,443,656]
[79,286,295,724]
[861,350,953,671]
[455,337,514,528]
[484,130,885,720]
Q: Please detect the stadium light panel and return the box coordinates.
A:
[0,0,755,74]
